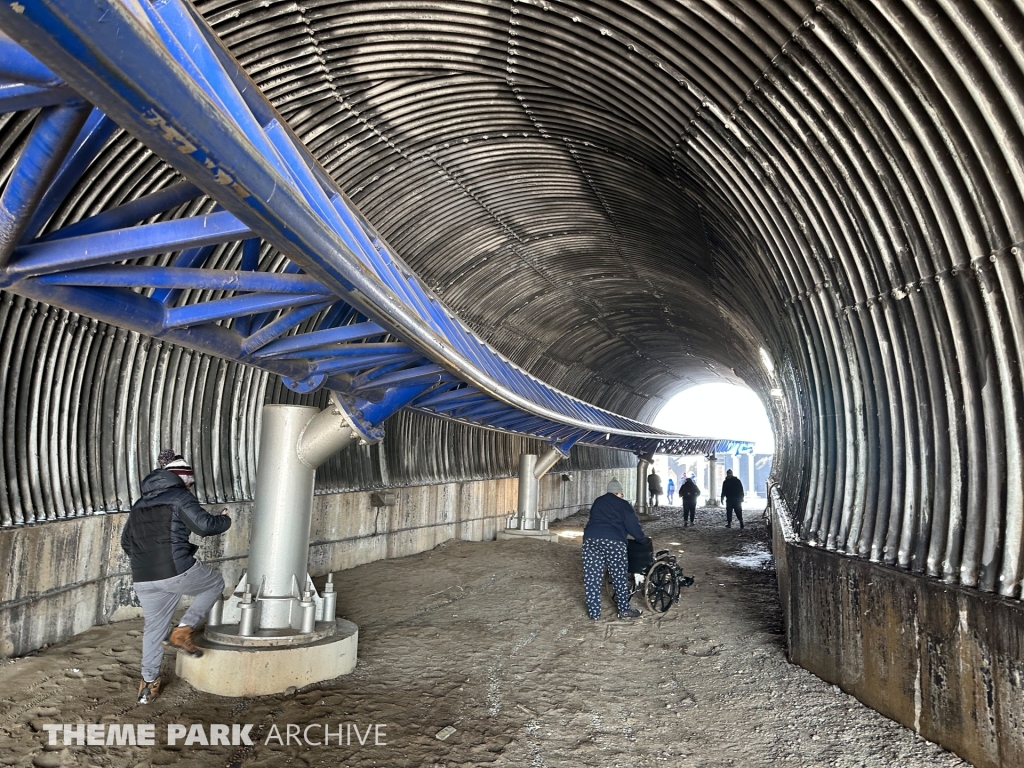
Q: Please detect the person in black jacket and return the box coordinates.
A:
[720,469,745,529]
[647,471,664,508]
[582,478,648,620]
[121,451,231,704]
[679,476,700,527]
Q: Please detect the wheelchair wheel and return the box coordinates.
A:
[644,562,678,613]
[603,573,638,608]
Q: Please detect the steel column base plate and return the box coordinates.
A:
[497,528,559,543]
[205,620,338,648]
[175,619,358,697]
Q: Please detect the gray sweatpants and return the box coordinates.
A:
[133,561,224,682]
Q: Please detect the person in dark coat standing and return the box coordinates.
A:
[647,470,664,508]
[582,479,648,620]
[720,468,745,529]
[121,450,232,704]
[679,476,700,527]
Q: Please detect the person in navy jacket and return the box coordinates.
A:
[582,478,648,620]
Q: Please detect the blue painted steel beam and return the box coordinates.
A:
[163,290,329,329]
[349,380,441,440]
[40,181,201,242]
[415,387,483,409]
[152,244,217,306]
[252,322,387,358]
[24,108,117,240]
[0,103,90,267]
[245,261,306,335]
[13,278,334,387]
[312,353,419,376]
[345,358,420,389]
[164,291,332,330]
[495,414,553,433]
[4,211,251,283]
[0,1,755,456]
[269,343,413,362]
[0,80,80,110]
[456,401,513,421]
[429,395,495,414]
[316,301,355,333]
[0,31,58,82]
[487,411,544,430]
[239,301,334,355]
[37,265,328,293]
[359,364,451,391]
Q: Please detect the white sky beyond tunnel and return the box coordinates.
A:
[653,383,775,454]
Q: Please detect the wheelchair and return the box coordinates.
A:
[608,539,695,613]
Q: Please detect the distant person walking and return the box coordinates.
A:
[582,479,647,621]
[121,451,232,704]
[721,469,745,529]
[647,470,664,508]
[666,477,676,505]
[680,476,700,526]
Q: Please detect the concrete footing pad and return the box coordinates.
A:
[176,619,358,696]
[497,528,559,543]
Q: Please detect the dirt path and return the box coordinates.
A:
[0,505,969,768]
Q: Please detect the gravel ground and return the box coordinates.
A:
[0,503,970,767]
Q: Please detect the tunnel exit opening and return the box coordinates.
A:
[652,383,775,508]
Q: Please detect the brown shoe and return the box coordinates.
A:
[137,677,162,704]
[168,625,203,657]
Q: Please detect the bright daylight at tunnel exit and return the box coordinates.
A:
[0,1,1021,767]
[649,382,775,517]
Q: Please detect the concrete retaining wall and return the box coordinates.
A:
[0,468,627,658]
[772,502,1024,768]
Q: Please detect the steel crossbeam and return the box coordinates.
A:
[0,1,753,457]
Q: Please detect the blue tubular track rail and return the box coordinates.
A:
[0,0,752,456]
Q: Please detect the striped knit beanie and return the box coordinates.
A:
[159,450,194,486]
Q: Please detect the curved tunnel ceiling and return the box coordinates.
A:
[192,0,1024,599]
[3,0,1024,599]
[198,0,778,417]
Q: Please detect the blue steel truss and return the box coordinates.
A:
[0,0,753,457]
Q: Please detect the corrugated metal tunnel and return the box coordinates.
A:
[2,1,1024,765]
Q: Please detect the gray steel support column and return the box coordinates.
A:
[515,445,565,529]
[516,453,540,529]
[246,402,355,629]
[746,454,756,498]
[534,444,563,479]
[298,395,358,468]
[636,458,649,513]
[708,455,720,507]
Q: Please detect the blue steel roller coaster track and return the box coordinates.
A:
[0,0,752,457]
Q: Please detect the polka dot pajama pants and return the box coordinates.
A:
[582,538,631,619]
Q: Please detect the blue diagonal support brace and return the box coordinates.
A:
[4,211,251,283]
